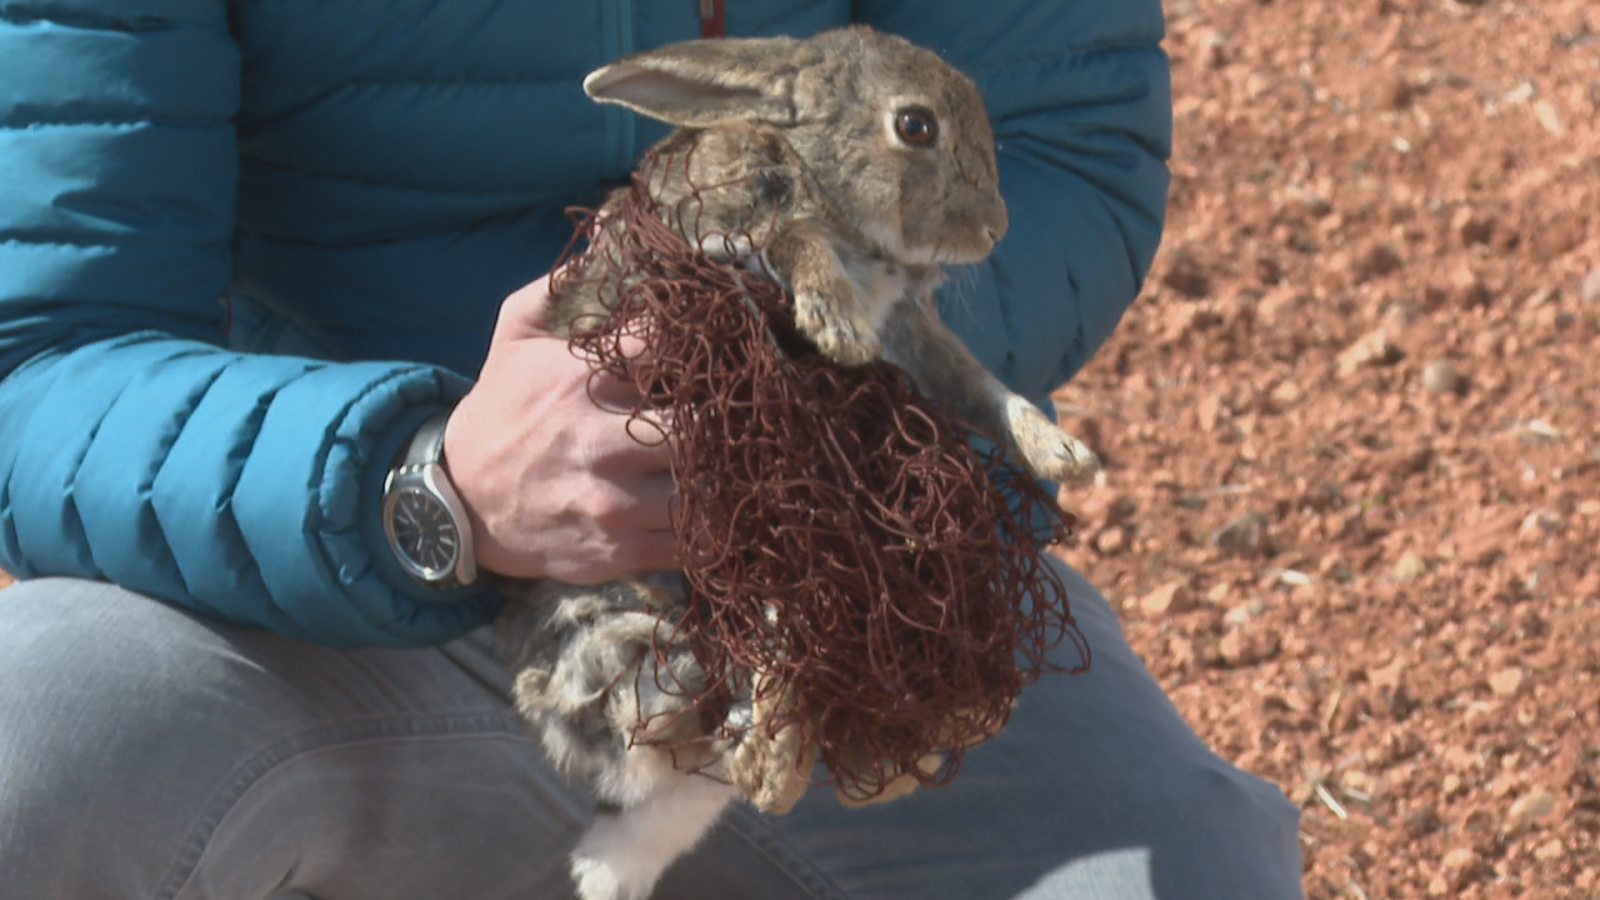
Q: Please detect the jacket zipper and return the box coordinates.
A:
[700,0,726,38]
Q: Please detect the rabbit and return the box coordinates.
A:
[492,25,1102,900]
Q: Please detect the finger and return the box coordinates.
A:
[625,473,676,531]
[619,528,680,574]
[583,367,648,413]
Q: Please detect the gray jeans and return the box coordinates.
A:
[0,563,1305,900]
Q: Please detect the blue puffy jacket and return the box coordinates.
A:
[0,0,1171,647]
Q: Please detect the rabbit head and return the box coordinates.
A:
[584,25,1008,267]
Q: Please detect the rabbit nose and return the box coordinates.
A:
[983,204,1009,245]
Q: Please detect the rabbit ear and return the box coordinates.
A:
[583,37,807,128]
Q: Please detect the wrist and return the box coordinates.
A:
[381,411,479,587]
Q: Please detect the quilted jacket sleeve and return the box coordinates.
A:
[856,0,1172,400]
[0,0,500,646]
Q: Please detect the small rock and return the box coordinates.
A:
[1392,550,1428,583]
[1345,243,1405,284]
[1507,789,1561,832]
[1160,256,1211,299]
[1449,267,1492,307]
[1582,267,1600,306]
[1254,286,1305,325]
[1255,287,1303,325]
[1421,359,1462,395]
[1211,511,1271,557]
[1441,846,1480,873]
[1079,491,1138,527]
[1198,30,1228,68]
[1533,838,1565,861]
[1518,509,1565,544]
[1532,98,1565,137]
[1223,598,1269,626]
[1524,286,1560,308]
[1197,394,1229,432]
[1217,626,1277,667]
[1267,380,1303,409]
[1489,666,1526,698]
[1337,328,1404,378]
[1092,526,1127,556]
[1140,580,1196,617]
[1253,254,1283,285]
[1451,207,1494,246]
[1283,185,1333,217]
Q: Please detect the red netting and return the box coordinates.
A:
[551,138,1089,801]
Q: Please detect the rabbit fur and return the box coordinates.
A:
[492,25,1100,900]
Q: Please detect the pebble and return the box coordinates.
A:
[1517,509,1565,544]
[1346,242,1405,284]
[1267,380,1302,409]
[1255,286,1303,325]
[1448,266,1492,308]
[1392,550,1428,583]
[1441,846,1480,874]
[1489,666,1526,698]
[1092,525,1127,556]
[1506,789,1560,832]
[1283,185,1333,217]
[1533,838,1565,861]
[1583,267,1600,306]
[1337,328,1404,378]
[1217,626,1277,667]
[1421,359,1462,395]
[1140,580,1196,617]
[1160,256,1211,299]
[1211,511,1271,556]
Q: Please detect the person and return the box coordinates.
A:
[0,3,1306,899]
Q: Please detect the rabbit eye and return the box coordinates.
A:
[893,108,939,147]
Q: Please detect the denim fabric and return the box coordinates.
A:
[0,564,1304,900]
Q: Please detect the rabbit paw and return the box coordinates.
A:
[793,289,880,366]
[571,857,642,900]
[1004,395,1101,486]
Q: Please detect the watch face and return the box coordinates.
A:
[390,487,460,578]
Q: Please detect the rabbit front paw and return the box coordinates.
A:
[1004,395,1101,486]
[793,288,880,365]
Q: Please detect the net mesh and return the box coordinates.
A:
[551,137,1089,801]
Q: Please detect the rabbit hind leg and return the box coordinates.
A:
[571,764,738,900]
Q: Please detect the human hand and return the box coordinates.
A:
[443,274,676,583]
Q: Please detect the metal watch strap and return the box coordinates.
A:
[385,411,477,587]
[403,411,450,469]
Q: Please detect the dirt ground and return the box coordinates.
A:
[1051,1,1600,897]
[3,3,1597,897]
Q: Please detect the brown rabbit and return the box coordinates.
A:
[493,25,1100,900]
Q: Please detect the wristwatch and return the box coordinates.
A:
[381,412,478,587]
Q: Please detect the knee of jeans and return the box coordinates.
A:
[0,584,260,812]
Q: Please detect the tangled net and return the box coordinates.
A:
[552,139,1089,801]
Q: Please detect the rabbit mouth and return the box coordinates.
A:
[929,235,999,266]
